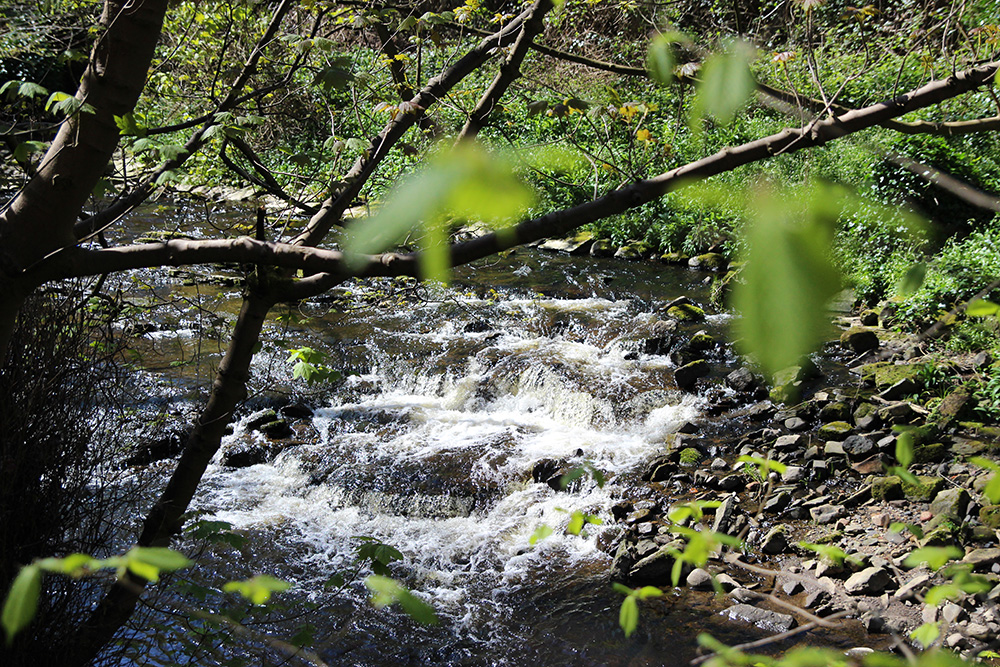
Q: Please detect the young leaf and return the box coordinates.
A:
[223,574,291,605]
[364,575,438,625]
[529,524,553,545]
[2,565,42,645]
[646,34,676,85]
[619,595,639,637]
[967,299,1000,317]
[692,41,756,126]
[910,621,940,648]
[895,432,914,469]
[897,262,927,295]
[904,546,962,570]
[567,511,585,536]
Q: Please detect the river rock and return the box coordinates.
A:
[932,386,974,429]
[674,359,709,389]
[725,367,759,393]
[878,378,919,401]
[844,566,894,595]
[761,526,789,554]
[686,568,714,589]
[902,475,944,501]
[538,232,594,255]
[842,435,875,459]
[124,429,186,466]
[721,604,796,633]
[818,421,852,440]
[259,419,293,438]
[853,403,882,430]
[665,302,706,322]
[819,401,851,422]
[930,487,970,521]
[980,505,1000,529]
[279,402,314,419]
[840,327,879,353]
[246,408,279,430]
[712,495,738,534]
[614,240,650,260]
[964,548,1000,572]
[622,540,688,584]
[659,251,689,264]
[642,455,677,482]
[590,239,615,257]
[688,252,728,272]
[810,504,845,524]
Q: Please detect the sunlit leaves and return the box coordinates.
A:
[720,181,844,377]
[910,622,941,648]
[897,262,926,295]
[612,583,661,638]
[967,299,1000,317]
[342,143,534,282]
[287,346,342,384]
[45,91,95,116]
[2,565,41,645]
[904,546,962,570]
[114,112,147,137]
[364,575,438,625]
[355,537,404,576]
[690,41,756,127]
[969,457,1000,503]
[529,524,553,545]
[12,141,47,163]
[223,575,291,605]
[0,80,48,100]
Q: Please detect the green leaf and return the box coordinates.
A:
[364,575,438,625]
[45,91,77,115]
[2,565,41,645]
[897,262,926,296]
[128,547,192,572]
[910,622,940,649]
[158,144,189,162]
[529,524,553,545]
[969,457,1000,503]
[895,432,914,469]
[636,586,662,600]
[924,584,962,606]
[14,81,49,99]
[619,595,639,637]
[612,582,634,596]
[692,41,756,126]
[729,181,843,377]
[967,299,1000,317]
[223,575,291,605]
[646,34,676,85]
[12,140,47,163]
[114,112,147,137]
[566,511,585,536]
[904,546,962,571]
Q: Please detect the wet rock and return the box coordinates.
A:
[590,239,616,257]
[614,240,651,261]
[279,403,314,419]
[642,455,677,482]
[762,491,791,513]
[259,420,293,439]
[621,540,688,584]
[712,495,738,534]
[782,466,806,483]
[659,251,689,264]
[840,328,879,353]
[844,566,894,595]
[687,568,714,589]
[246,409,279,431]
[726,367,759,393]
[674,360,709,389]
[665,302,706,322]
[688,252,728,272]
[124,430,186,466]
[722,604,796,633]
[930,487,970,521]
[853,403,882,430]
[538,231,594,255]
[624,390,683,420]
[531,458,565,489]
[221,442,273,468]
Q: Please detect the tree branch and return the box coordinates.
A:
[457,0,553,142]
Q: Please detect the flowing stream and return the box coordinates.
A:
[114,201,861,665]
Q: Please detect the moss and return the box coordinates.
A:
[872,476,903,501]
[666,303,706,322]
[902,475,945,501]
[980,505,1000,530]
[818,421,852,439]
[859,362,925,389]
[679,447,702,466]
[813,530,844,545]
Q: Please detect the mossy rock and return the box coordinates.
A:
[666,303,706,322]
[679,447,703,466]
[660,251,689,264]
[688,331,715,350]
[818,421,853,440]
[912,441,948,464]
[840,327,879,353]
[687,252,729,272]
[819,401,851,422]
[615,240,651,260]
[980,505,1000,530]
[902,475,945,501]
[876,364,924,389]
[259,420,293,439]
[813,530,844,545]
[590,239,616,258]
[872,476,903,501]
[919,520,961,548]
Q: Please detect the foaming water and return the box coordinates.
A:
[183,249,745,665]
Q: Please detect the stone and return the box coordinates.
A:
[820,401,852,422]
[761,526,789,554]
[932,386,973,429]
[930,487,970,521]
[824,441,846,457]
[726,367,759,393]
[878,378,919,401]
[920,520,960,548]
[872,475,903,501]
[665,303,706,322]
[841,327,880,353]
[902,476,945,501]
[785,417,808,431]
[853,403,883,430]
[818,421,852,440]
[810,504,846,524]
[721,604,796,633]
[279,402,314,419]
[688,252,729,272]
[659,250,689,264]
[590,239,616,257]
[775,434,807,450]
[259,419,293,438]
[537,231,594,255]
[851,454,887,475]
[843,435,875,459]
[762,491,791,514]
[686,567,714,589]
[782,466,806,483]
[964,548,1000,572]
[614,240,651,261]
[246,409,279,430]
[844,567,895,595]
[715,573,739,592]
[675,360,709,389]
[980,505,1000,529]
[712,495,738,534]
[894,572,932,601]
